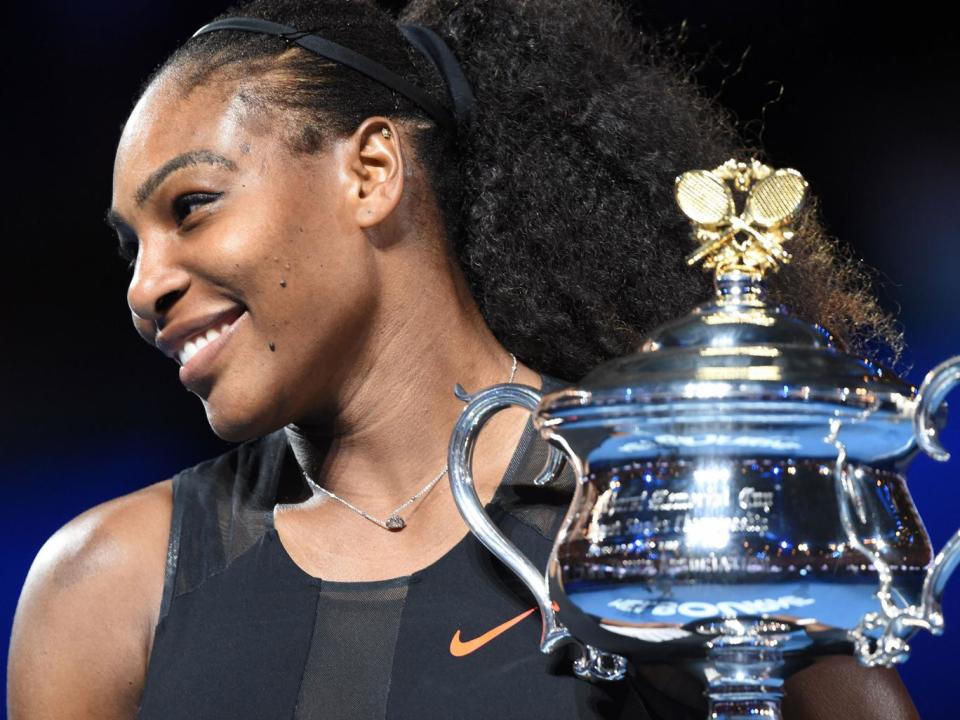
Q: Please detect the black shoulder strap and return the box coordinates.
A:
[491,371,577,540]
[157,429,303,619]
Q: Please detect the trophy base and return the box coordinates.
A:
[552,585,863,719]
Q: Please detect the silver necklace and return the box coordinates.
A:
[302,353,518,531]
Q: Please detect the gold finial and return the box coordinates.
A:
[674,158,808,280]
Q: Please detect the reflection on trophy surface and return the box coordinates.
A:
[448,158,960,718]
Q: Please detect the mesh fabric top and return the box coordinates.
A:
[136,373,703,719]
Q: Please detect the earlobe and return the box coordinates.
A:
[352,117,404,229]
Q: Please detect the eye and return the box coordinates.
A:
[172,191,222,226]
[116,223,140,270]
[116,233,138,270]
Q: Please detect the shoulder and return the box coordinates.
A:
[8,479,173,719]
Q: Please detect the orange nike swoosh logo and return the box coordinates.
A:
[449,602,560,657]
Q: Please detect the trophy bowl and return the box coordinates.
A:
[447,159,960,718]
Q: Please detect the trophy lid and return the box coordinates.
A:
[574,272,912,405]
[538,159,917,463]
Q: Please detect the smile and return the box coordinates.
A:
[172,309,249,391]
[178,323,233,366]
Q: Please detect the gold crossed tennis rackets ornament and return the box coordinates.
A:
[674,158,809,280]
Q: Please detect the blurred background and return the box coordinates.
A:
[2,1,957,717]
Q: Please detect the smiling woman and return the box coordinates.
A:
[7,0,919,719]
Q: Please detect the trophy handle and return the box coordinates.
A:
[913,356,960,638]
[837,356,960,666]
[448,380,628,682]
[914,355,960,461]
[830,420,911,666]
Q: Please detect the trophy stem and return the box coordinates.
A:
[703,634,786,720]
[707,695,782,720]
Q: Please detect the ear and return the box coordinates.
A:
[345,116,404,229]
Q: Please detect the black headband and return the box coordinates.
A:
[190,17,474,134]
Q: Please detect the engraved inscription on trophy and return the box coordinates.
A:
[599,486,774,543]
[592,461,779,555]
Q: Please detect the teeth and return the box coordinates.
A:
[177,321,235,366]
[178,340,199,366]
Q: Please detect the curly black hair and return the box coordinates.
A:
[139,0,902,381]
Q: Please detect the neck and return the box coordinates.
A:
[283,249,542,517]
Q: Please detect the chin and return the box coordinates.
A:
[201,398,281,444]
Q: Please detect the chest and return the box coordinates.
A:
[137,513,641,719]
[271,491,483,582]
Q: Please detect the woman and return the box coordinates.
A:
[8,0,919,717]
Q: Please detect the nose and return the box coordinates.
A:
[127,239,190,331]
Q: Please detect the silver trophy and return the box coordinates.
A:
[448,158,960,719]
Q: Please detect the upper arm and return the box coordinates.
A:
[632,651,919,720]
[7,480,173,720]
[783,654,920,720]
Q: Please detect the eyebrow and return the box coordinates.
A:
[135,150,237,206]
[105,149,238,231]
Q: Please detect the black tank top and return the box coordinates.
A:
[136,373,702,719]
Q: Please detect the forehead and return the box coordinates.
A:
[112,75,263,197]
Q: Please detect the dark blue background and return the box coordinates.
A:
[3,2,958,717]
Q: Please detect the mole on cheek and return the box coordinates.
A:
[269,342,276,352]
[280,279,287,288]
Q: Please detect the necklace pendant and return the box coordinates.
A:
[385,514,406,531]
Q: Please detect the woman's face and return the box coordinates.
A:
[109,74,391,441]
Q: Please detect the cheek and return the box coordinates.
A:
[197,253,377,438]
[267,258,377,356]
[208,164,377,373]
[234,224,377,364]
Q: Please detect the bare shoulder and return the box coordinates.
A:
[7,479,174,720]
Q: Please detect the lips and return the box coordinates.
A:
[156,306,246,361]
[154,305,247,391]
[176,309,249,391]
